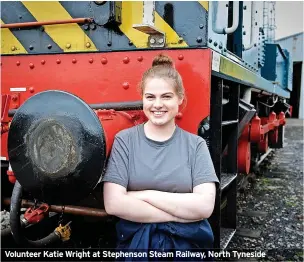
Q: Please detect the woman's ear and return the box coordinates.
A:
[178,96,184,106]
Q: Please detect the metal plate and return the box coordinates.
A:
[8,90,106,204]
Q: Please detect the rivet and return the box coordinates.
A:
[29,45,34,50]
[12,95,18,101]
[83,24,89,31]
[29,63,34,69]
[243,31,246,35]
[243,6,247,10]
[122,82,129,89]
[47,44,52,49]
[89,58,94,63]
[66,43,71,49]
[29,87,35,93]
[214,42,218,47]
[178,55,184,60]
[178,37,184,43]
[223,48,227,52]
[18,15,22,19]
[196,37,202,43]
[90,24,96,30]
[137,56,143,62]
[128,41,133,46]
[199,24,204,29]
[176,112,183,119]
[219,44,223,49]
[72,59,77,64]
[41,60,46,65]
[101,57,107,64]
[13,104,18,109]
[56,59,61,64]
[40,26,45,32]
[16,61,20,66]
[107,41,112,47]
[158,38,164,44]
[208,38,212,43]
[11,46,16,51]
[123,57,130,64]
[86,42,91,48]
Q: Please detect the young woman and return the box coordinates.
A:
[103,54,219,256]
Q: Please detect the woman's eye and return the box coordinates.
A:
[163,96,171,99]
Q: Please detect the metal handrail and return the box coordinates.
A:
[243,2,257,50]
[212,1,240,35]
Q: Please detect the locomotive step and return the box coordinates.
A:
[221,173,237,191]
[220,227,236,250]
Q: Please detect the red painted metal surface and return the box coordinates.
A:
[1,49,212,160]
[24,204,49,224]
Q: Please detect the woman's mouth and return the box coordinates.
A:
[152,111,167,117]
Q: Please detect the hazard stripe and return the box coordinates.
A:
[154,12,188,48]
[1,19,28,54]
[199,1,209,11]
[119,2,149,48]
[22,1,97,52]
[120,1,188,48]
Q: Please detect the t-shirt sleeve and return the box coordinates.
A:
[102,134,129,188]
[192,138,219,188]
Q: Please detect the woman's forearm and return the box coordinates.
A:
[128,188,215,220]
[106,193,198,223]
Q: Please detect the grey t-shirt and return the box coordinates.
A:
[102,124,219,193]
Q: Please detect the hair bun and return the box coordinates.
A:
[152,54,174,67]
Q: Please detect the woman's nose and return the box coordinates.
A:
[153,98,163,108]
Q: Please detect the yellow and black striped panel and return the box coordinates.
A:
[1,1,208,54]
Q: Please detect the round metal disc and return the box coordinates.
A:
[8,90,106,204]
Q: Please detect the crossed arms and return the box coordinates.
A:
[103,182,216,223]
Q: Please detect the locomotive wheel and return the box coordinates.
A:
[238,140,251,174]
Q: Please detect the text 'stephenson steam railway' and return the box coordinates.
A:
[1,1,292,249]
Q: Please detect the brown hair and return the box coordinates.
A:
[139,54,185,99]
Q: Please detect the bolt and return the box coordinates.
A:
[101,57,107,64]
[178,55,184,60]
[196,37,202,43]
[86,42,91,48]
[47,44,52,49]
[11,46,16,51]
[122,82,129,89]
[29,45,34,50]
[29,63,34,69]
[72,59,77,64]
[18,15,22,19]
[178,37,184,43]
[128,41,133,46]
[66,43,71,49]
[16,61,20,66]
[29,87,34,93]
[158,38,164,44]
[226,4,228,7]
[243,6,247,10]
[83,24,89,31]
[90,24,96,30]
[41,60,46,65]
[56,59,61,64]
[219,44,223,49]
[199,24,204,29]
[40,26,45,32]
[208,38,212,43]
[12,95,18,101]
[107,41,112,46]
[243,31,246,35]
[214,42,218,47]
[224,48,227,52]
[89,58,94,63]
[123,57,130,64]
[150,38,156,44]
[137,56,143,62]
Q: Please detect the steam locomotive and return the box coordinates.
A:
[1,1,291,249]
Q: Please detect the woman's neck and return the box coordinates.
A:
[144,121,176,142]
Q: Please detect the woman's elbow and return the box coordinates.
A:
[104,200,117,215]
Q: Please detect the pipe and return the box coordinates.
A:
[0,18,93,29]
[4,198,109,218]
[8,101,143,117]
[10,181,61,247]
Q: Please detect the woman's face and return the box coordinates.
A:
[143,77,183,127]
